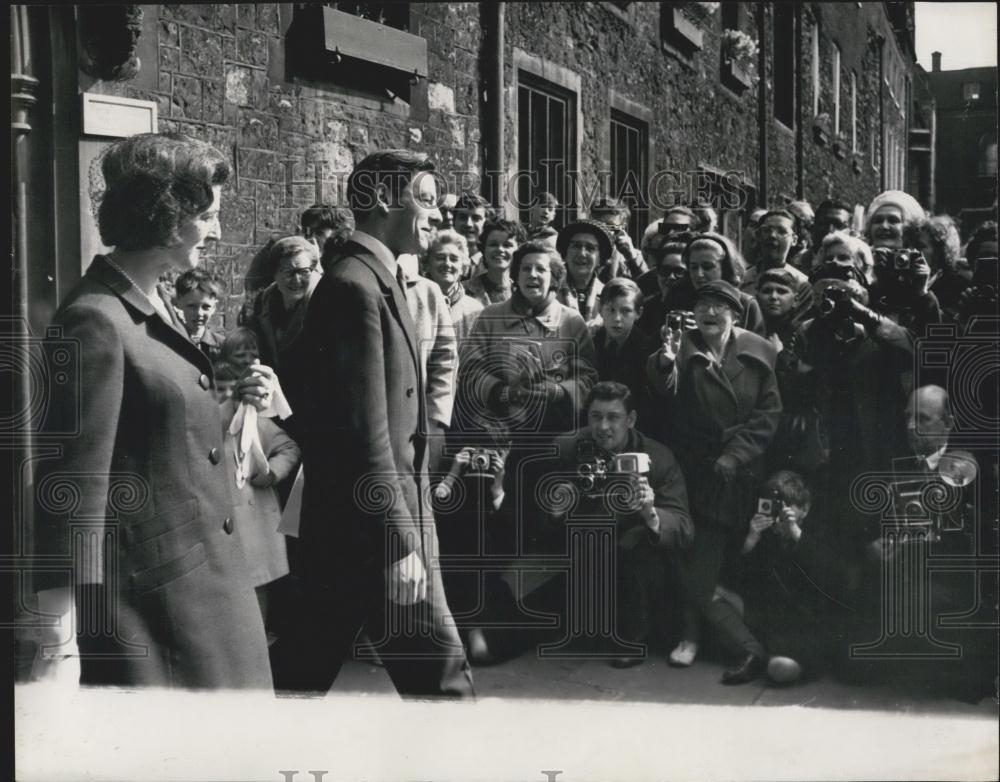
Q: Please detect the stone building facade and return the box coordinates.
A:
[14,2,929,332]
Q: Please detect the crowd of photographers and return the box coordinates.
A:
[178,186,997,698]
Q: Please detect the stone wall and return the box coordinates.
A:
[78,2,919,325]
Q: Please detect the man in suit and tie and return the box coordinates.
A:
[273,149,474,698]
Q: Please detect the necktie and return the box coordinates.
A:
[395,264,407,294]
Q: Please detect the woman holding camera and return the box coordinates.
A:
[32,133,275,689]
[661,233,766,337]
[864,190,941,338]
[647,280,780,681]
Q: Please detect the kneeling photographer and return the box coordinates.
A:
[713,471,859,685]
[544,382,693,668]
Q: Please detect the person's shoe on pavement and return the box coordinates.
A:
[766,655,802,685]
[610,654,644,669]
[468,627,494,665]
[668,640,698,667]
[721,652,766,684]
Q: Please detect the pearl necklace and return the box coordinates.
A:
[104,255,170,319]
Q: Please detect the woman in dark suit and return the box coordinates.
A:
[33,133,275,689]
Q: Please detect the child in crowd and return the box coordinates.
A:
[716,470,856,685]
[592,279,659,437]
[213,362,241,403]
[217,338,300,637]
[221,328,260,373]
[528,192,559,237]
[174,268,225,362]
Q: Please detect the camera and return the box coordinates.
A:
[467,448,500,477]
[873,247,928,290]
[666,310,695,332]
[574,440,650,497]
[757,495,784,522]
[818,285,852,319]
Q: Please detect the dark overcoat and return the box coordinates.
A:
[297,239,432,587]
[34,255,273,689]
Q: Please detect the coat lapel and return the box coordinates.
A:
[87,256,212,374]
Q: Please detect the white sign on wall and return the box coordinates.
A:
[79,93,158,275]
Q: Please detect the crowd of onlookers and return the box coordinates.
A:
[168,184,996,697]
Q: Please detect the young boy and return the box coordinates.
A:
[174,269,225,363]
[721,470,856,684]
[528,192,558,237]
[592,279,660,438]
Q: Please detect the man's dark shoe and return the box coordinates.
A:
[721,653,766,684]
[610,655,644,669]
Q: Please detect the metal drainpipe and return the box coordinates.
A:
[878,34,886,191]
[483,2,505,213]
[794,3,804,199]
[11,4,39,580]
[756,1,768,207]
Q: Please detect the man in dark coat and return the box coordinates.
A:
[275,150,474,698]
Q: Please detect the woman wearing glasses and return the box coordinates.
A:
[648,279,781,683]
[244,235,320,428]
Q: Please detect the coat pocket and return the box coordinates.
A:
[130,498,198,543]
[130,542,208,595]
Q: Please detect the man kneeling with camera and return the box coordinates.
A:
[546,381,693,668]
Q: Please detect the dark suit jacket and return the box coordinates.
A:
[299,236,431,588]
[33,255,272,689]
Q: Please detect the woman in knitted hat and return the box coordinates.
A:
[662,233,766,336]
[864,190,926,250]
[647,278,781,682]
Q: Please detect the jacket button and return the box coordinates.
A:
[199,373,211,390]
[209,447,221,464]
[223,517,234,535]
[406,387,415,397]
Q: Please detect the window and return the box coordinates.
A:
[609,110,648,245]
[851,71,858,152]
[660,2,705,57]
[963,82,982,101]
[517,73,577,229]
[811,23,820,117]
[979,136,997,177]
[832,43,841,134]
[773,3,795,128]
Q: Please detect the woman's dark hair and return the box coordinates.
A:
[585,380,635,414]
[97,132,230,251]
[683,232,746,284]
[904,214,961,272]
[510,240,565,290]
[966,221,998,270]
[647,235,692,265]
[479,218,528,254]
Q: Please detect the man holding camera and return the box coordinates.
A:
[545,382,693,667]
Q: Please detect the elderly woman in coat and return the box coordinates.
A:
[647,279,781,682]
[662,233,766,336]
[31,132,275,689]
